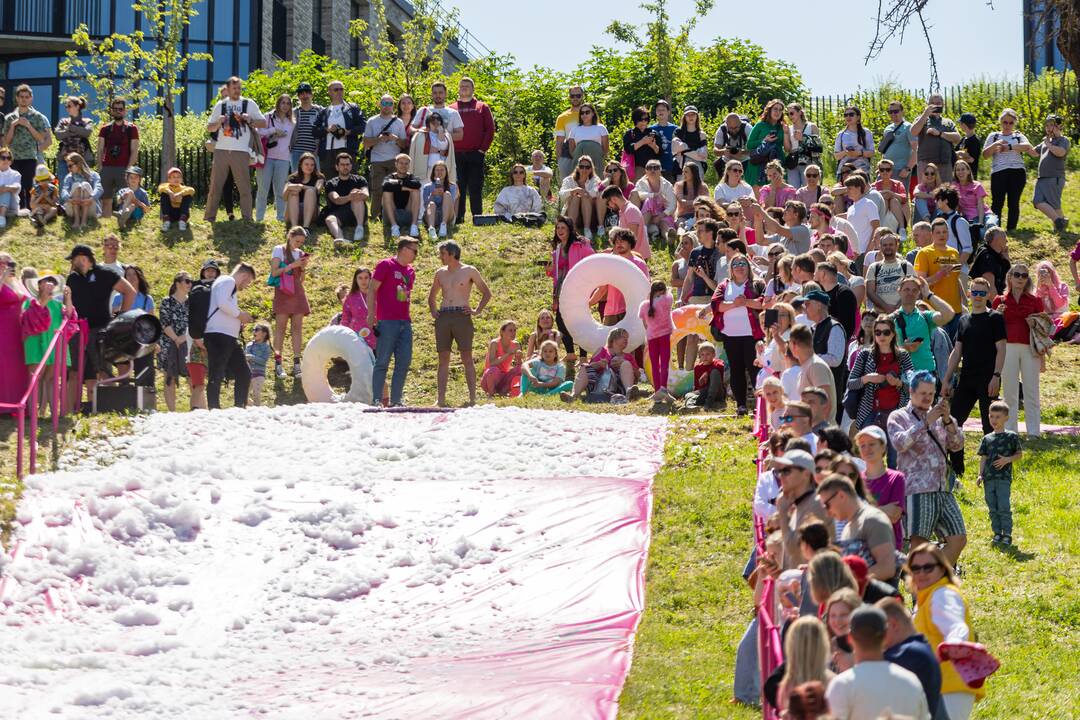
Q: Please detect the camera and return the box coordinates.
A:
[333,127,346,138]
[109,144,121,159]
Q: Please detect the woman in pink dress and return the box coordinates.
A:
[1,253,33,411]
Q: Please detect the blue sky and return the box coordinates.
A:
[449,0,1024,95]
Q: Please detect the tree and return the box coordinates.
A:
[350,0,461,99]
[61,0,211,181]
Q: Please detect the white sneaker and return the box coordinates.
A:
[597,225,607,238]
[428,226,438,241]
[409,224,419,237]
[438,222,447,238]
[0,215,7,228]
[353,225,364,242]
[334,237,350,249]
[178,221,188,231]
[275,362,286,379]
[160,220,169,232]
[391,224,401,237]
[583,228,593,240]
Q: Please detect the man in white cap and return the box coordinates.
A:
[772,449,833,569]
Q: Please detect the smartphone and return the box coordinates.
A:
[910,337,924,346]
[932,105,943,113]
[765,308,779,328]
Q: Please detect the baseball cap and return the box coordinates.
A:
[125,165,144,177]
[682,105,699,116]
[65,244,96,262]
[201,258,221,271]
[34,164,53,182]
[855,425,888,445]
[296,82,314,94]
[1045,113,1063,125]
[772,450,815,473]
[798,289,831,307]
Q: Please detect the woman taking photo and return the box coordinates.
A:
[566,103,609,177]
[714,159,753,204]
[269,226,312,379]
[700,253,764,415]
[547,215,594,358]
[622,107,662,181]
[672,105,708,175]
[745,99,791,189]
[157,272,193,412]
[992,262,1044,436]
[256,93,295,223]
[283,152,323,229]
[982,108,1033,231]
[558,157,600,239]
[907,544,985,720]
[673,163,709,228]
[846,314,914,433]
[832,105,875,176]
[758,159,796,209]
[1034,260,1069,319]
[785,103,820,188]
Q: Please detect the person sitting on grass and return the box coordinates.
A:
[480,319,522,398]
[27,164,60,228]
[493,162,543,220]
[114,165,151,230]
[422,159,458,241]
[59,152,102,231]
[525,308,562,359]
[158,166,195,231]
[562,326,640,404]
[320,152,369,246]
[977,399,1022,547]
[528,149,554,202]
[283,151,323,230]
[521,339,573,396]
[382,153,422,239]
[679,340,726,412]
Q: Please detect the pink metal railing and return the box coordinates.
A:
[752,394,782,719]
[0,315,85,479]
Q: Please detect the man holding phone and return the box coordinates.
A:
[892,276,954,373]
[911,94,961,183]
[914,217,964,339]
[363,94,408,220]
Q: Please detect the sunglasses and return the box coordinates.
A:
[1012,272,1029,279]
[970,289,988,297]
[569,93,583,98]
[878,167,892,172]
[805,172,820,178]
[779,414,806,423]
[909,562,940,575]
[731,262,750,269]
[330,87,344,92]
[776,467,797,477]
[820,493,839,510]
[579,164,593,169]
[0,156,12,161]
[380,100,393,106]
[769,251,784,257]
[925,172,937,176]
[731,168,744,174]
[844,112,857,118]
[1001,120,1015,125]
[727,211,741,217]
[888,109,902,114]
[512,170,525,175]
[647,165,661,171]
[874,329,894,337]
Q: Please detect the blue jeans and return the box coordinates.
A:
[290,150,319,173]
[733,617,760,705]
[0,190,18,216]
[914,198,932,222]
[256,157,290,221]
[372,319,413,406]
[983,479,1012,536]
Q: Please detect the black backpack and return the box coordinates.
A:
[187,280,215,340]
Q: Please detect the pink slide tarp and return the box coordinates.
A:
[0,406,665,719]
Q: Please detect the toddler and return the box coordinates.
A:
[245,323,273,406]
[681,341,725,412]
[28,164,60,228]
[521,339,572,395]
[158,166,195,231]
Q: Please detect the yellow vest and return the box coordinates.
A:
[913,576,986,700]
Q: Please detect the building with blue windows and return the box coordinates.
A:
[0,0,480,121]
[1023,0,1069,75]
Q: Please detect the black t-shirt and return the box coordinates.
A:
[382,173,422,209]
[958,134,982,177]
[622,127,662,169]
[969,245,1010,295]
[687,245,719,298]
[956,310,1006,378]
[67,265,122,329]
[325,173,368,200]
[826,284,858,340]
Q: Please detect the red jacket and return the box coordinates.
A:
[992,291,1043,344]
[709,279,765,340]
[450,98,495,153]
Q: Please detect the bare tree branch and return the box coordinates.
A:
[864,0,939,92]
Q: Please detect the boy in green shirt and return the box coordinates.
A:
[977,400,1023,546]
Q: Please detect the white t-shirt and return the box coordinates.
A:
[326,104,347,150]
[569,124,609,144]
[426,132,449,168]
[825,661,930,720]
[0,167,22,189]
[209,97,264,153]
[846,196,878,253]
[714,181,753,203]
[205,275,242,337]
[780,364,802,401]
[412,106,464,135]
[721,281,753,336]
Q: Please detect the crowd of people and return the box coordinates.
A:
[2,75,1080,720]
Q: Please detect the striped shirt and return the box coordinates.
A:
[291,104,322,154]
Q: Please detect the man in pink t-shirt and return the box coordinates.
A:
[603,185,650,260]
[589,227,650,325]
[367,237,418,405]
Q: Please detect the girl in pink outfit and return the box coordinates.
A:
[481,320,522,397]
[1034,260,1069,319]
[547,215,594,358]
[340,267,376,349]
[638,281,674,400]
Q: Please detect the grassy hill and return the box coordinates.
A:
[2,173,1080,718]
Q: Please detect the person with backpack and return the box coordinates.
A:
[865,232,914,314]
[197,262,256,410]
[312,80,366,176]
[712,112,752,178]
[891,276,955,374]
[185,260,221,409]
[95,98,139,220]
[204,77,265,223]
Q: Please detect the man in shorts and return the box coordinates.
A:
[381,153,421,238]
[428,240,492,408]
[320,152,369,246]
[1031,113,1070,233]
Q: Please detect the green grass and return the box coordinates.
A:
[1,170,1080,718]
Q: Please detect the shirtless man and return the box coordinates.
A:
[428,240,492,407]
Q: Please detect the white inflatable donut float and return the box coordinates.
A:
[301,325,376,404]
[558,254,650,354]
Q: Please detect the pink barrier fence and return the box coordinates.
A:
[753,395,782,720]
[0,316,85,479]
